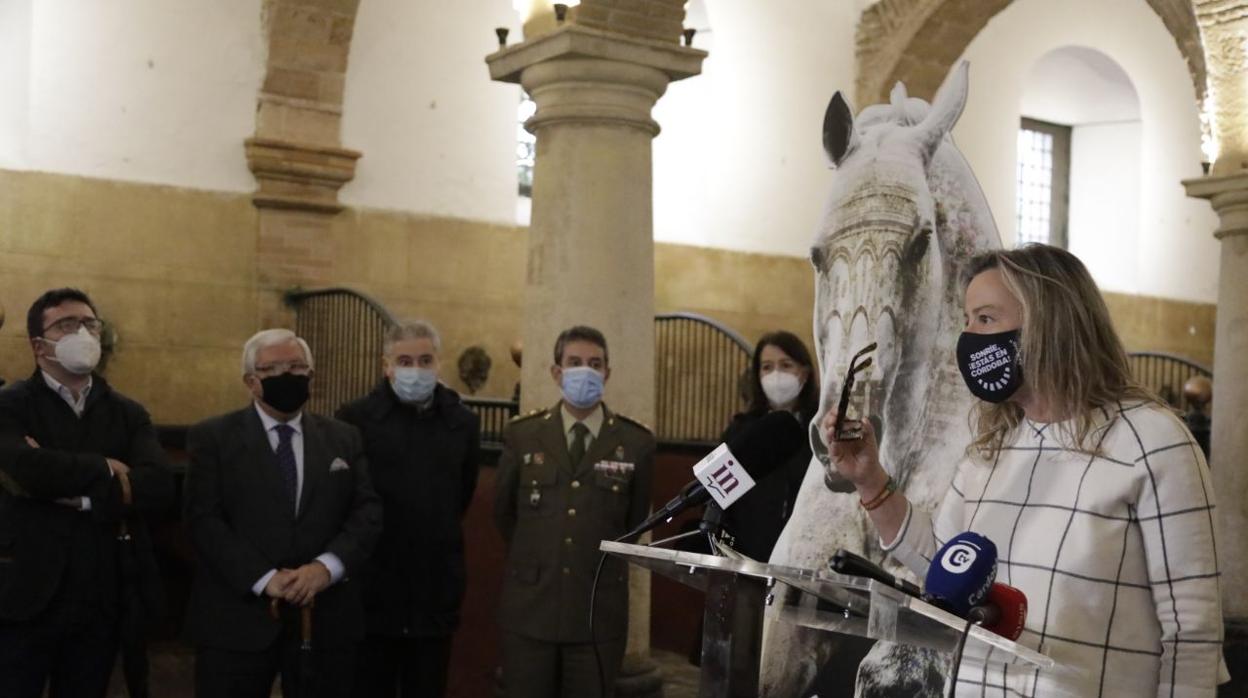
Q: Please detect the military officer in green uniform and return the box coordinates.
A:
[494,326,655,698]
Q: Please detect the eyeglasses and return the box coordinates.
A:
[42,317,103,336]
[832,341,877,441]
[253,362,312,376]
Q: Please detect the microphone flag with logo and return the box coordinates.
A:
[616,410,804,541]
[923,531,998,618]
[692,442,758,509]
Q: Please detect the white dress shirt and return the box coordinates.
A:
[250,402,345,596]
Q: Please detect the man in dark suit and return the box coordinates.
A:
[494,326,655,698]
[184,328,382,698]
[0,287,174,698]
[337,320,481,697]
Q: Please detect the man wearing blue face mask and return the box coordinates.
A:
[494,325,655,698]
[336,320,480,698]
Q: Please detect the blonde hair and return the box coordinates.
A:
[964,244,1154,458]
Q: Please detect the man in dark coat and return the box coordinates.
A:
[493,326,655,698]
[0,287,174,698]
[184,328,382,698]
[337,320,481,697]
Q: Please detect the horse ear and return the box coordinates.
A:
[889,81,909,111]
[823,91,859,168]
[914,61,969,162]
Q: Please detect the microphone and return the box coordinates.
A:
[829,549,922,598]
[617,410,806,541]
[923,531,998,618]
[968,582,1028,640]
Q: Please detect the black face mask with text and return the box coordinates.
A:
[260,373,311,414]
[956,329,1023,403]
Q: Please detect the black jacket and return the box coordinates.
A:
[719,410,812,562]
[183,406,382,651]
[336,381,480,638]
[0,369,174,623]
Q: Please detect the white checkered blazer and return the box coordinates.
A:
[886,401,1228,697]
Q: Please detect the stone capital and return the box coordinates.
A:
[245,137,361,213]
[1183,170,1248,239]
[487,23,706,84]
[487,24,705,136]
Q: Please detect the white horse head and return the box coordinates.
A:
[762,63,1002,696]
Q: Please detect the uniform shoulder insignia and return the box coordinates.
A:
[509,407,549,424]
[615,413,653,434]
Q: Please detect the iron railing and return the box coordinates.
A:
[1127,351,1212,411]
[284,287,397,416]
[464,397,520,452]
[654,312,752,447]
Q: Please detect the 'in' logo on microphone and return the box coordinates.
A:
[706,460,741,498]
[692,444,756,509]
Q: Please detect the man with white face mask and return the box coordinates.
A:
[0,287,174,698]
[335,320,480,698]
[493,325,655,698]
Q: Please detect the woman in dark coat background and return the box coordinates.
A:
[719,330,818,562]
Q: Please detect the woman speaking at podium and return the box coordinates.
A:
[823,244,1227,697]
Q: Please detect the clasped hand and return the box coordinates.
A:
[264,562,330,606]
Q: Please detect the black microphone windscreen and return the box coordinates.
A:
[723,411,807,482]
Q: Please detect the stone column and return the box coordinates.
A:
[488,19,704,698]
[1183,173,1248,695]
[1187,5,1248,692]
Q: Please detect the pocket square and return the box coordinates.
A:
[329,457,350,472]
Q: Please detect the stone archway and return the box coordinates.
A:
[246,0,364,307]
[854,0,1208,109]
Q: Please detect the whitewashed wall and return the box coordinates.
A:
[0,0,265,193]
[651,0,857,257]
[339,0,520,223]
[0,0,1221,302]
[954,0,1219,303]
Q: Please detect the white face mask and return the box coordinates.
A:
[761,370,803,408]
[44,327,101,376]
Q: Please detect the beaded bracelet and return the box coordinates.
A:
[860,476,896,511]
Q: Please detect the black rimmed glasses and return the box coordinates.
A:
[832,342,877,441]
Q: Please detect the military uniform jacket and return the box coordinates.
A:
[493,402,654,643]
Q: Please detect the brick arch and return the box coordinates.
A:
[854,0,1208,108]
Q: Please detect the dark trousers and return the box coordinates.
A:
[194,622,355,698]
[354,634,453,697]
[501,631,626,698]
[0,600,119,698]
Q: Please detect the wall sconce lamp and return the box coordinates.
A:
[495,27,510,47]
[554,3,568,22]
[682,28,697,47]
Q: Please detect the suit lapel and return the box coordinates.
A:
[242,407,293,517]
[298,414,330,519]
